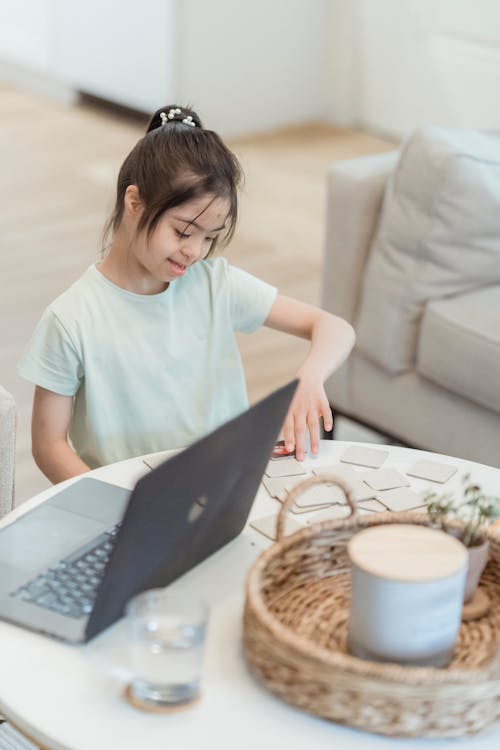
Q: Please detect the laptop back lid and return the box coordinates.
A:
[84,379,297,640]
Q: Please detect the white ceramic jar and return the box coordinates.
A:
[347,524,468,667]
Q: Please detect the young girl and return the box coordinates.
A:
[18,105,355,484]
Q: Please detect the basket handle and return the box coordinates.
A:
[276,473,358,541]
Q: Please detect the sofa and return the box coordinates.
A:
[321,127,500,468]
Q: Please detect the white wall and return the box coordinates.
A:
[0,0,51,71]
[0,0,330,138]
[52,0,178,114]
[177,0,329,137]
[325,0,363,128]
[7,0,498,140]
[327,0,500,139]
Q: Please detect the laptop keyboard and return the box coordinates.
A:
[10,524,121,620]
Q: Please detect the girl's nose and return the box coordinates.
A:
[180,238,203,262]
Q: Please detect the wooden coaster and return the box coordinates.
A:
[123,683,200,714]
[462,588,491,622]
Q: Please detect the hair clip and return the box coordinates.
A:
[159,108,196,128]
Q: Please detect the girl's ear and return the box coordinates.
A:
[124,185,144,218]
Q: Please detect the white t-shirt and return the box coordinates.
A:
[18,259,277,468]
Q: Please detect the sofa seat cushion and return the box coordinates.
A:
[417,285,500,415]
[355,127,500,375]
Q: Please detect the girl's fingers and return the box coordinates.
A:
[307,412,321,455]
[283,416,295,452]
[322,400,333,432]
[284,389,331,460]
[293,413,307,461]
[294,434,307,461]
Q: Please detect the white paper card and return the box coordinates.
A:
[289,502,332,515]
[363,468,410,491]
[294,484,345,507]
[312,464,375,502]
[263,476,289,500]
[357,506,380,516]
[265,459,307,478]
[250,514,301,540]
[313,464,360,482]
[349,484,375,502]
[376,487,426,512]
[303,505,352,523]
[263,475,307,501]
[356,498,387,512]
[340,446,389,469]
[406,459,457,484]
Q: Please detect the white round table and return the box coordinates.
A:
[1,441,499,750]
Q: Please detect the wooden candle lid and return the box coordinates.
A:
[348,524,468,582]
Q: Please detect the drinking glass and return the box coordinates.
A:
[126,589,208,707]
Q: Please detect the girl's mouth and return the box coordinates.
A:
[167,258,187,276]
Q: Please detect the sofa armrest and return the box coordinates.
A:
[320,151,399,324]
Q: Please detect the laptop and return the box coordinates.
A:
[0,380,297,643]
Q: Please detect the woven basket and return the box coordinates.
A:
[243,474,500,738]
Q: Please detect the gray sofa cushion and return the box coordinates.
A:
[355,127,500,375]
[417,285,500,415]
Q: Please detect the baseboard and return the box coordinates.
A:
[0,59,78,106]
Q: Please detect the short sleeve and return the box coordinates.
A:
[17,308,83,396]
[227,264,277,333]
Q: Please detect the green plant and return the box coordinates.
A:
[424,474,500,548]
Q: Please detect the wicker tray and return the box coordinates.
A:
[243,474,500,738]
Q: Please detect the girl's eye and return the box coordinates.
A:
[175,229,191,239]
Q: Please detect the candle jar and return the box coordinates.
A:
[347,524,468,667]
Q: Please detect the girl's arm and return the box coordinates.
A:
[32,386,90,484]
[264,294,355,460]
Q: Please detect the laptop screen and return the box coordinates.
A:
[85,379,297,640]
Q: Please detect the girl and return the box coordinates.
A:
[18,105,355,484]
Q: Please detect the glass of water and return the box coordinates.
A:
[126,589,208,707]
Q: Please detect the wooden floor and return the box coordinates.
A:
[0,84,395,504]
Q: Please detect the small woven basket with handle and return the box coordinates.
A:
[243,474,500,738]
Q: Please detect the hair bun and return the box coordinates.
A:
[146,105,203,134]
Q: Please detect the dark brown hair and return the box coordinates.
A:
[103,104,242,253]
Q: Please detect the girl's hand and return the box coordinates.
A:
[282,372,333,461]
[263,293,354,460]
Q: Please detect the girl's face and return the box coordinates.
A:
[130,193,230,289]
